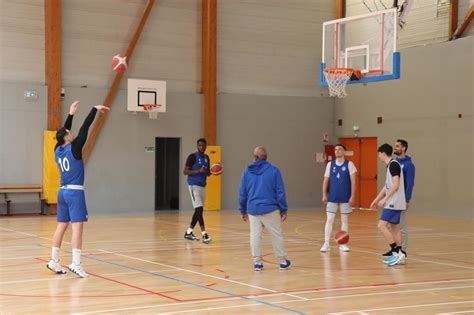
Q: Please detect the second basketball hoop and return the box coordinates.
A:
[143,104,162,119]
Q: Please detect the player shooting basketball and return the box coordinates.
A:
[47,101,109,278]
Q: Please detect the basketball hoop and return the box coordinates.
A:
[143,104,162,119]
[323,68,355,98]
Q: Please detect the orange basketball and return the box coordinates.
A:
[334,230,349,244]
[111,54,127,73]
[210,163,223,175]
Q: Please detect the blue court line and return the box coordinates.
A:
[38,244,306,314]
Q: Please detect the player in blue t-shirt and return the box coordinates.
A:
[47,101,109,278]
[183,138,213,243]
[321,144,357,252]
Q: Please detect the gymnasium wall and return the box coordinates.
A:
[334,37,474,218]
[0,0,335,214]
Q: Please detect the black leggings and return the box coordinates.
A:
[190,206,205,230]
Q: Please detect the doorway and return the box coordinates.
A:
[339,137,378,209]
[155,137,180,210]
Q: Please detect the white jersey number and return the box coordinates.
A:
[58,157,70,172]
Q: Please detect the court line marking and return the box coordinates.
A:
[34,257,181,302]
[331,300,474,314]
[0,227,70,244]
[289,227,474,270]
[82,286,473,314]
[32,246,304,315]
[0,269,178,285]
[99,249,308,301]
[10,231,306,313]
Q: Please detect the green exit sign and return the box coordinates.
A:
[24,90,38,99]
[144,146,155,153]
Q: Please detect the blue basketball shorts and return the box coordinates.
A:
[380,208,402,224]
[57,189,88,223]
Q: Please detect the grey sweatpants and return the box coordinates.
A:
[400,210,408,252]
[249,210,287,264]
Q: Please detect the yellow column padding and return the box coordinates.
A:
[204,146,221,211]
[43,131,60,204]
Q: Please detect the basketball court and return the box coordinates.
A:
[1,0,473,314]
[1,211,473,313]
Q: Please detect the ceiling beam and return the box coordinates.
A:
[336,0,346,19]
[453,4,473,39]
[202,0,217,145]
[45,0,61,131]
[83,0,155,161]
[449,0,459,40]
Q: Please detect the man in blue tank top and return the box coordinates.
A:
[47,101,109,278]
[321,144,357,252]
[183,138,212,243]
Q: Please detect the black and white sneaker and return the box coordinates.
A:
[184,231,199,241]
[68,263,88,278]
[46,259,67,274]
[382,249,394,262]
[202,233,212,244]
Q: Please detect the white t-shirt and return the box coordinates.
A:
[324,160,357,178]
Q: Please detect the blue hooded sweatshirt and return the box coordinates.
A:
[396,155,416,202]
[239,160,288,216]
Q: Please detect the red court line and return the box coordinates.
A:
[0,292,149,298]
[87,271,182,302]
[34,258,182,302]
[178,277,474,303]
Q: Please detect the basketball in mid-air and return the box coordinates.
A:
[111,54,127,73]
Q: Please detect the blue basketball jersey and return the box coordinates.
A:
[55,144,85,186]
[187,152,209,187]
[328,160,352,203]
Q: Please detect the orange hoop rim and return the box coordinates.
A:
[324,67,354,74]
[142,104,162,111]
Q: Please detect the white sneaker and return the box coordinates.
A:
[339,244,350,252]
[387,252,406,267]
[68,263,89,278]
[397,254,407,265]
[46,259,67,274]
[320,242,330,252]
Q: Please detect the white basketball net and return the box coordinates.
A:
[324,68,353,98]
[143,104,161,119]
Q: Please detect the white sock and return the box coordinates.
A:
[52,247,60,262]
[187,228,193,234]
[202,231,207,236]
[341,214,349,233]
[72,248,82,266]
[324,212,337,243]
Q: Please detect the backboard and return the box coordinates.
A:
[127,79,166,113]
[320,7,400,87]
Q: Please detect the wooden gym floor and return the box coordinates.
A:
[0,210,473,314]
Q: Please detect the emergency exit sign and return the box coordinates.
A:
[24,90,38,99]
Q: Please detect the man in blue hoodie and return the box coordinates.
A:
[239,147,291,271]
[394,139,416,262]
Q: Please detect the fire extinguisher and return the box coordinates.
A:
[324,144,335,163]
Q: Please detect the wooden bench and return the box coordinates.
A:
[0,184,46,216]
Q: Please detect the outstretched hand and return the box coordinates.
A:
[94,105,110,113]
[69,101,79,115]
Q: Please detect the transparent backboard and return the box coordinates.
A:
[320,8,400,86]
